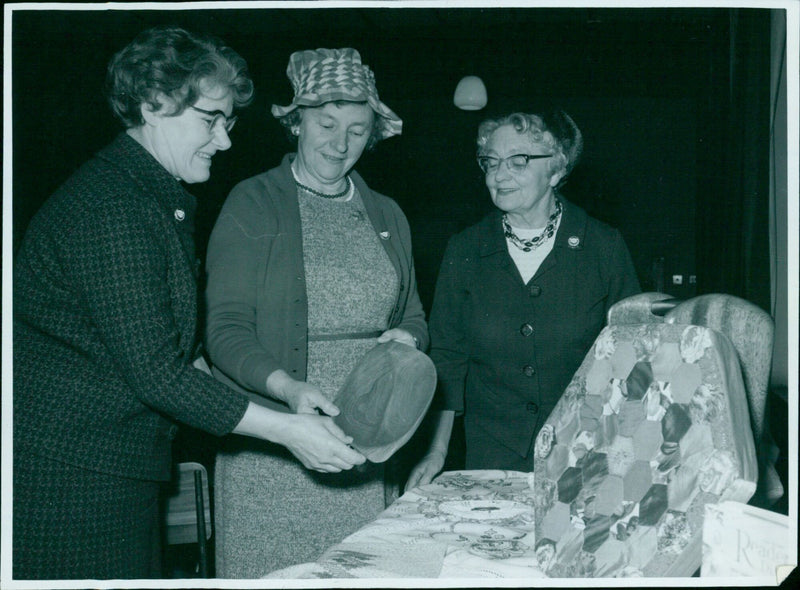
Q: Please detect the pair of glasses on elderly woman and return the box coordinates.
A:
[190,105,238,134]
[477,153,551,175]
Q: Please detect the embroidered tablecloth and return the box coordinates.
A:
[265,469,547,579]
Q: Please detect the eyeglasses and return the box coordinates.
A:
[477,153,551,174]
[190,106,238,134]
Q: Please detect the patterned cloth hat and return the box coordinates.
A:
[333,341,436,463]
[271,48,402,140]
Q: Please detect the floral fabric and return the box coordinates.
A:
[531,323,757,577]
[265,470,545,579]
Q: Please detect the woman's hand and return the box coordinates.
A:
[233,402,366,473]
[278,413,366,472]
[377,328,417,348]
[266,370,341,416]
[405,410,454,491]
[405,450,446,491]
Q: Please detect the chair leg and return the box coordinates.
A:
[193,470,208,577]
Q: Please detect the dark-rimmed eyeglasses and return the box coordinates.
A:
[190,106,238,134]
[477,153,552,174]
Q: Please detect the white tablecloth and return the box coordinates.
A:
[266,470,548,579]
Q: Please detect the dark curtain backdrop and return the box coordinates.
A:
[11,8,776,314]
[9,7,779,486]
[696,9,772,311]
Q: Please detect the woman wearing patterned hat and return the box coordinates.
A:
[205,47,428,577]
[407,110,640,487]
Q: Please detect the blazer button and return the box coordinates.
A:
[526,402,539,414]
[529,285,542,297]
[519,323,534,337]
[522,365,536,377]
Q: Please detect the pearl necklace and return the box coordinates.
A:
[294,176,352,199]
[502,199,562,252]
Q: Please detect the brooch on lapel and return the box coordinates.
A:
[379,231,391,240]
[568,236,581,249]
[174,209,186,222]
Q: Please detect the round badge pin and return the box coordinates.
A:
[174,209,185,221]
[568,236,580,248]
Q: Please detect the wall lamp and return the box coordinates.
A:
[453,75,488,110]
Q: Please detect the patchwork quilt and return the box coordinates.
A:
[532,322,757,577]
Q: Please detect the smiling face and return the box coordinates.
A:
[139,83,234,184]
[293,102,374,191]
[482,124,562,227]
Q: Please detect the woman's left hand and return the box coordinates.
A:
[290,384,340,416]
[266,370,341,416]
[377,328,417,348]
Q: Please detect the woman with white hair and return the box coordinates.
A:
[408,109,640,486]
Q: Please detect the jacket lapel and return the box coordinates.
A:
[103,133,199,275]
[478,210,523,285]
[532,197,588,283]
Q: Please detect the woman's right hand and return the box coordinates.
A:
[405,410,454,491]
[278,413,366,472]
[233,402,366,473]
[405,450,446,491]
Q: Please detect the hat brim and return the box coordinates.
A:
[271,95,402,140]
[333,341,436,463]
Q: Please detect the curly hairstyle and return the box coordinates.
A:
[476,110,583,187]
[275,101,383,152]
[105,26,254,128]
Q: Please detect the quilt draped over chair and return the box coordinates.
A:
[532,321,757,577]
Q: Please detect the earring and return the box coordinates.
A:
[292,128,299,136]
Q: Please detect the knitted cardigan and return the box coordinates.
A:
[205,153,429,406]
[14,133,249,481]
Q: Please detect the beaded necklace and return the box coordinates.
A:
[502,199,562,252]
[294,176,352,199]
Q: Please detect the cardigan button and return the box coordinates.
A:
[522,365,536,377]
[520,323,534,337]
[526,402,539,414]
[529,285,542,297]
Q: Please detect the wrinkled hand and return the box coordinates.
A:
[280,413,366,473]
[284,380,341,416]
[405,451,446,491]
[377,328,417,348]
[267,370,340,416]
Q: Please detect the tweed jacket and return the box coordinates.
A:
[430,198,641,462]
[13,133,250,481]
[205,153,428,406]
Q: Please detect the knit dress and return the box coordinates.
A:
[214,184,398,578]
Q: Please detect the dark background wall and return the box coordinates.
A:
[12,7,774,315]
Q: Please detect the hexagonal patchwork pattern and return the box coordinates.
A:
[533,323,757,577]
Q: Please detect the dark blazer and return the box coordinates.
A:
[430,198,640,468]
[13,133,249,481]
[205,153,428,406]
